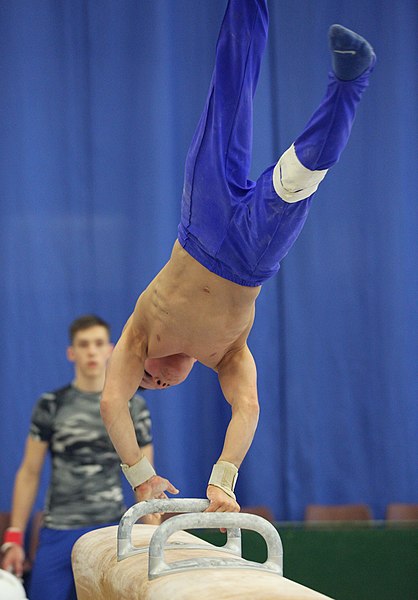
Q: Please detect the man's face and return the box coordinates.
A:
[139,354,195,390]
[67,326,113,379]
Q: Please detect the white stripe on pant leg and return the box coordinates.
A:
[273,144,328,203]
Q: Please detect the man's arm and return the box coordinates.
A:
[207,344,259,512]
[1,437,47,576]
[101,319,178,499]
[101,319,146,465]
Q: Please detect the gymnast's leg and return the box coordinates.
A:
[179,0,269,256]
[273,24,376,204]
[250,25,376,279]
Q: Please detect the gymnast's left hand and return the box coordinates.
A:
[206,485,240,532]
[205,485,240,513]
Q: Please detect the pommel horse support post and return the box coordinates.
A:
[72,498,334,599]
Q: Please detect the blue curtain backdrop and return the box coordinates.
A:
[0,0,416,520]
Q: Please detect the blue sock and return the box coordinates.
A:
[329,24,376,81]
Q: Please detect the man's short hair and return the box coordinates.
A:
[69,315,111,343]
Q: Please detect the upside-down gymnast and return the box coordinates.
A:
[101,0,376,512]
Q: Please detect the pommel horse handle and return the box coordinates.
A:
[117,498,241,561]
[148,511,283,580]
[117,498,283,581]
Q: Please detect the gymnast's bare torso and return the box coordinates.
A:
[134,240,260,375]
[101,241,262,513]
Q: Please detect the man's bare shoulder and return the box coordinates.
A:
[121,313,148,358]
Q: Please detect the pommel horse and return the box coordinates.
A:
[72,498,334,599]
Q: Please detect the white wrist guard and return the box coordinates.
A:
[208,461,238,500]
[120,456,156,490]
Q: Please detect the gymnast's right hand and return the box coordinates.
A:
[1,544,25,578]
[134,474,179,503]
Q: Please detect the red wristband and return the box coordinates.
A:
[3,529,23,546]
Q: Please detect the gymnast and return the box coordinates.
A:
[101,0,376,513]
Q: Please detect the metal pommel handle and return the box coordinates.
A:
[148,512,283,579]
[117,498,241,561]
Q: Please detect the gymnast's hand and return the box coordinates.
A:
[206,485,240,513]
[134,474,179,503]
[206,485,240,533]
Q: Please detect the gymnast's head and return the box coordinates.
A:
[139,354,196,390]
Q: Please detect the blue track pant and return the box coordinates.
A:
[178,0,373,286]
[27,524,116,600]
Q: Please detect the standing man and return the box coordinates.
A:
[100,1,376,512]
[1,315,156,600]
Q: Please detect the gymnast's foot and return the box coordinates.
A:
[329,24,376,80]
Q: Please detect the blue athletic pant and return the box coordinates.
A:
[178,0,373,286]
[27,524,116,600]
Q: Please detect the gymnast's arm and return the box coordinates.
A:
[100,318,178,500]
[207,344,260,511]
[101,318,145,464]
